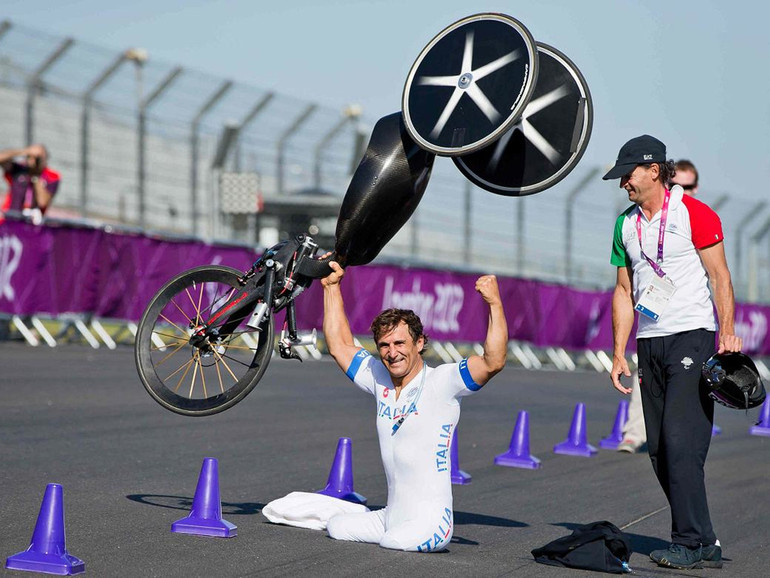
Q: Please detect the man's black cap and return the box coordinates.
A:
[602,135,666,180]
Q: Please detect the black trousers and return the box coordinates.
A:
[637,329,717,549]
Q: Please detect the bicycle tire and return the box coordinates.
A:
[135,265,274,417]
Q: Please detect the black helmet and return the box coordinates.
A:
[702,352,766,410]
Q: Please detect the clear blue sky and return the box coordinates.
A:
[4,0,769,219]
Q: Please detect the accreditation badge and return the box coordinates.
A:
[634,275,676,321]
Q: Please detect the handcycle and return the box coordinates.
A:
[134,234,334,417]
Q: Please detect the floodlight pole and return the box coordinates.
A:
[228,92,276,240]
[734,201,766,299]
[747,215,770,302]
[190,80,233,236]
[80,52,130,218]
[565,166,602,282]
[209,123,241,239]
[25,38,74,145]
[314,105,361,190]
[516,199,525,276]
[276,104,317,195]
[137,66,182,230]
[232,91,274,173]
[464,180,473,263]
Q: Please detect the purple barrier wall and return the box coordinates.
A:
[291,266,621,350]
[2,219,769,354]
[0,221,257,320]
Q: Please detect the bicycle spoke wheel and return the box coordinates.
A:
[135,265,274,416]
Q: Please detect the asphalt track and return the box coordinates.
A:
[1,344,768,577]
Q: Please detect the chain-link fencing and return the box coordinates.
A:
[1,19,768,301]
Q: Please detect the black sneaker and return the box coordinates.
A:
[650,543,703,569]
[701,543,723,568]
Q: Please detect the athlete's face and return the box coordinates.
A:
[376,321,424,381]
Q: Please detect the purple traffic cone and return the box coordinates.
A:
[494,410,541,469]
[171,457,237,538]
[554,403,598,457]
[712,424,722,436]
[450,428,472,484]
[5,483,85,575]
[599,400,629,449]
[750,396,770,437]
[316,438,367,505]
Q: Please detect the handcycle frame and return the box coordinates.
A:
[208,233,325,361]
[134,233,333,416]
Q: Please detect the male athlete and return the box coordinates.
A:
[321,261,508,552]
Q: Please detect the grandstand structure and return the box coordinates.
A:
[0,19,768,299]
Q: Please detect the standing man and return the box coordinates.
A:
[605,135,741,569]
[0,144,60,224]
[321,261,507,552]
[617,158,701,454]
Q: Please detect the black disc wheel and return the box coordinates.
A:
[135,265,274,417]
[453,42,594,196]
[402,12,539,156]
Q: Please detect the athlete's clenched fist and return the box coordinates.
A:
[475,275,501,305]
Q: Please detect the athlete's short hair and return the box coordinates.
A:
[370,309,428,354]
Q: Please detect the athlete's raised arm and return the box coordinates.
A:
[466,275,508,386]
[321,260,361,373]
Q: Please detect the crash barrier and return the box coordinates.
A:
[2,218,770,377]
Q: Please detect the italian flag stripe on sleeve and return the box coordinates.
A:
[610,207,634,267]
[682,195,724,249]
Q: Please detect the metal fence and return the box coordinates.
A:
[1,19,768,301]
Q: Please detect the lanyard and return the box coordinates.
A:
[391,363,426,435]
[635,189,670,278]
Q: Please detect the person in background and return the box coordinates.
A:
[0,144,60,224]
[671,159,698,196]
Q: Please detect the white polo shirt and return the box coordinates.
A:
[610,185,723,339]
